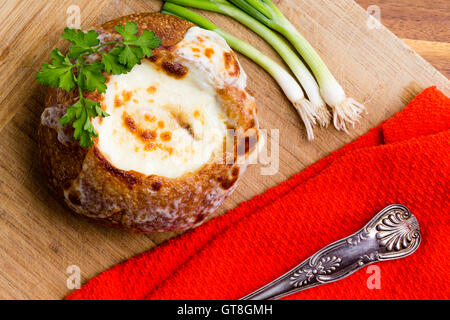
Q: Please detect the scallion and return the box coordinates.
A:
[162,2,319,139]
[165,0,330,130]
[228,0,365,131]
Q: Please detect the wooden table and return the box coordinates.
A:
[356,0,450,77]
[0,0,448,299]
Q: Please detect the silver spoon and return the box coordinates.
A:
[241,204,421,300]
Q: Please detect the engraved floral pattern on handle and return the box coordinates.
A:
[290,256,342,287]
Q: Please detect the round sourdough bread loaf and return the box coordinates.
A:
[38,13,259,233]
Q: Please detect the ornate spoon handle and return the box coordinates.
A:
[241,204,421,300]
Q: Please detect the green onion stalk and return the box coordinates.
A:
[164,0,330,131]
[162,2,322,139]
[228,0,365,132]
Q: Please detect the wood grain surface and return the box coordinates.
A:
[0,0,448,299]
[356,0,450,77]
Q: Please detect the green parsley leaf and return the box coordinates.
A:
[79,131,95,148]
[63,28,99,59]
[85,99,109,119]
[78,61,107,93]
[72,104,87,139]
[59,100,81,126]
[59,70,77,92]
[63,28,100,47]
[115,22,139,42]
[129,30,161,58]
[118,45,140,70]
[114,22,161,65]
[36,49,76,91]
[102,51,128,75]
[58,98,109,148]
[38,22,161,148]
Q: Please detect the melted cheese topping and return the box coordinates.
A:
[92,27,249,178]
[93,58,228,178]
[173,27,247,90]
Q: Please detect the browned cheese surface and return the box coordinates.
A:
[0,0,448,299]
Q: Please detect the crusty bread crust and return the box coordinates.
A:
[38,13,258,233]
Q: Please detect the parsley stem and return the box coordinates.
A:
[94,41,122,51]
[76,58,84,99]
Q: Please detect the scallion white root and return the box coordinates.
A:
[319,79,365,132]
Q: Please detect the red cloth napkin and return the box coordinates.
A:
[66,87,450,300]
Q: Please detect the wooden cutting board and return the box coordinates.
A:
[0,0,448,299]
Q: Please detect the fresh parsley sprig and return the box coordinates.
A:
[36,22,162,147]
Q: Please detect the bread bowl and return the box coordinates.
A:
[38,12,259,233]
